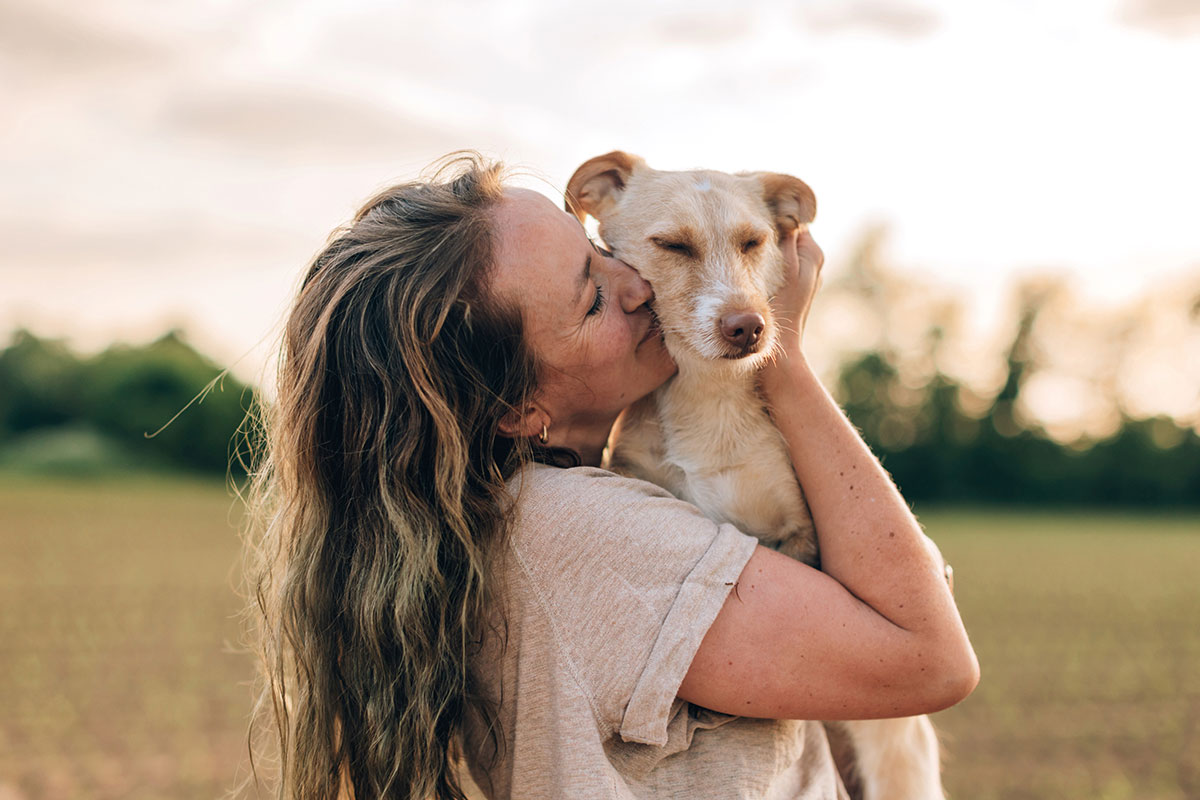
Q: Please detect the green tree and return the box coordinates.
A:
[0,329,86,438]
[0,329,259,476]
[81,330,257,474]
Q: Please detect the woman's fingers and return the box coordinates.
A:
[760,230,822,390]
[781,228,802,271]
[795,229,824,278]
[773,229,822,340]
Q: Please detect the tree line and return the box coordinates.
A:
[0,329,258,477]
[836,349,1200,507]
[818,227,1200,507]
[1,325,1197,505]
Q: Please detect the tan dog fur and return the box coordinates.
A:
[566,151,945,800]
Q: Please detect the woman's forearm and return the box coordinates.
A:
[764,356,969,646]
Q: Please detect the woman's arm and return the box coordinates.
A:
[677,231,978,721]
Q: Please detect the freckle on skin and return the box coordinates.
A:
[888,531,895,538]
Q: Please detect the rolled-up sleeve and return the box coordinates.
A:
[509,465,759,746]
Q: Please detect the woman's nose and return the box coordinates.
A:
[617,261,654,312]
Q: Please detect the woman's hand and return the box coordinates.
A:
[761,229,824,393]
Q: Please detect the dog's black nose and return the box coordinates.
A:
[720,311,764,352]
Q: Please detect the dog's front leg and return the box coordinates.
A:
[837,716,944,800]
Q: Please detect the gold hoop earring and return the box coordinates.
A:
[538,422,549,445]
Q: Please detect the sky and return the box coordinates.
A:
[3,0,1199,412]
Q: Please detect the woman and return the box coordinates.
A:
[246,154,979,799]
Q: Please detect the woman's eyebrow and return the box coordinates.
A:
[573,252,592,307]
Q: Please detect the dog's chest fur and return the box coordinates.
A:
[611,367,818,566]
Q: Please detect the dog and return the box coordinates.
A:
[566,151,945,800]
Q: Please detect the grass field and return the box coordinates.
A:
[919,508,1200,800]
[0,476,1197,799]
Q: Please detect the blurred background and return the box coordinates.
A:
[1,0,1197,798]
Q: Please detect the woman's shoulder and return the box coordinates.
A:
[506,462,698,542]
[509,462,676,507]
[503,461,754,576]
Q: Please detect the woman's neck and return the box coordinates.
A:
[553,411,619,467]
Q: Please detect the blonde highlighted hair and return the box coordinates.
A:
[244,154,542,798]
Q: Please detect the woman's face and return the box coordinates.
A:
[490,188,676,444]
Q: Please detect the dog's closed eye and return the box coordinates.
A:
[741,238,762,254]
[650,237,696,259]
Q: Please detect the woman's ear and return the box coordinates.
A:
[498,403,548,441]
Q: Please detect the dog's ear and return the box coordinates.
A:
[565,151,644,223]
[754,172,817,239]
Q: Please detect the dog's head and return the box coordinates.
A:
[566,151,815,373]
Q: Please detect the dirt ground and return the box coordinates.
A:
[1,476,1197,799]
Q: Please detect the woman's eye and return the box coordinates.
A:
[587,285,605,317]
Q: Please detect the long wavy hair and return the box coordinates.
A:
[243,154,550,799]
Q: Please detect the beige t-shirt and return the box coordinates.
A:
[462,463,849,799]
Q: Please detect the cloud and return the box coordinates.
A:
[799,0,939,38]
[648,11,758,47]
[156,82,482,160]
[1120,0,1200,36]
[0,0,168,79]
[2,214,296,275]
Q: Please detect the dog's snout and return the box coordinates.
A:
[719,311,765,352]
